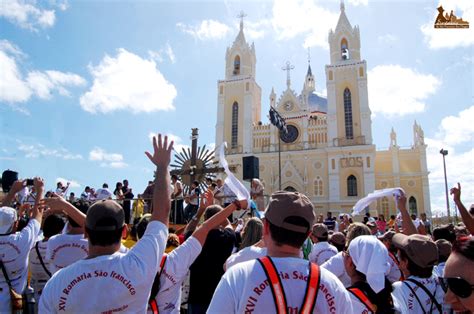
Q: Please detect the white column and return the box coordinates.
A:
[243,92,253,153]
[215,90,225,149]
[328,156,340,202]
[326,78,337,147]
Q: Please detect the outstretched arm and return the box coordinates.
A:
[397,194,418,235]
[451,183,474,235]
[1,180,25,207]
[40,196,86,227]
[146,134,174,226]
[31,178,45,223]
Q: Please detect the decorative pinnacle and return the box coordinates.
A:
[237,10,247,31]
[340,0,345,12]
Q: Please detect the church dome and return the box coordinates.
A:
[307,92,327,113]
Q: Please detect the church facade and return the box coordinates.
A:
[215,4,431,218]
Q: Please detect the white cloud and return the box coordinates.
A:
[177,20,230,40]
[434,105,474,146]
[420,0,474,49]
[148,42,176,64]
[56,177,80,188]
[89,147,127,168]
[0,0,56,30]
[18,143,83,160]
[243,19,272,40]
[348,0,368,6]
[271,0,339,49]
[0,40,86,107]
[368,65,441,117]
[79,49,177,114]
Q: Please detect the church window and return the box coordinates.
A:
[347,175,357,196]
[331,159,335,170]
[219,85,223,95]
[233,55,241,75]
[381,197,389,218]
[314,177,323,196]
[344,88,354,139]
[246,82,249,91]
[341,38,349,60]
[366,157,371,168]
[359,67,364,77]
[409,196,418,215]
[328,71,333,81]
[231,102,238,148]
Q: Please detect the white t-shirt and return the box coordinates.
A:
[225,246,267,270]
[386,252,403,283]
[308,241,338,266]
[39,220,168,313]
[392,275,444,314]
[321,252,352,287]
[208,257,353,313]
[148,236,202,314]
[29,240,51,295]
[432,262,445,278]
[46,234,89,274]
[173,181,183,200]
[95,188,113,200]
[0,219,40,311]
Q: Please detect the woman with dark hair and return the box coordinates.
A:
[113,182,124,201]
[343,235,395,313]
[443,236,474,312]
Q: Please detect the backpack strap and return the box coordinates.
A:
[148,255,168,314]
[257,256,288,314]
[300,262,321,314]
[347,287,377,313]
[388,252,404,281]
[35,241,52,278]
[403,281,427,314]
[405,278,442,313]
[257,256,321,314]
[0,259,13,289]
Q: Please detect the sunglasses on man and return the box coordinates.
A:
[440,277,474,299]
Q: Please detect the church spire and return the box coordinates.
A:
[340,0,345,12]
[282,61,295,88]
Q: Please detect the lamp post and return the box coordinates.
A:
[440,148,450,222]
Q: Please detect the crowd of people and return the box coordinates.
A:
[0,133,473,313]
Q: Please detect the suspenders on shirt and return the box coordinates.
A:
[257,256,321,314]
[347,287,377,313]
[148,255,168,314]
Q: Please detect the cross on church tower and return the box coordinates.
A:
[282,61,295,88]
[237,10,247,30]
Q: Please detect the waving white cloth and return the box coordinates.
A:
[218,143,250,202]
[348,235,390,293]
[352,187,404,215]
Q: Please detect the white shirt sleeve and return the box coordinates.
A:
[18,219,41,251]
[321,252,343,277]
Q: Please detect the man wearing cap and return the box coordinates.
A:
[40,133,173,313]
[391,233,445,313]
[0,178,44,311]
[308,223,338,265]
[208,191,353,313]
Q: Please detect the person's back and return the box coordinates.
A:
[0,208,40,311]
[46,232,88,274]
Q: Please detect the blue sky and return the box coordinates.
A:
[0,0,472,215]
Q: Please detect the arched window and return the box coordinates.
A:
[314,177,323,196]
[381,197,389,218]
[284,186,297,192]
[231,102,238,148]
[233,55,240,75]
[409,196,418,215]
[341,38,349,60]
[347,175,357,196]
[343,88,354,139]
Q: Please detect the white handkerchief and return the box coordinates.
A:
[219,143,251,202]
[352,187,404,215]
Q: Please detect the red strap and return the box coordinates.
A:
[300,262,320,314]
[388,252,404,281]
[348,287,377,313]
[258,257,321,314]
[159,255,167,269]
[150,299,159,314]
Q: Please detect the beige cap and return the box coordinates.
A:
[264,191,315,233]
[435,239,452,259]
[392,233,438,268]
[329,232,346,246]
[312,223,328,238]
[0,207,17,234]
[85,200,124,231]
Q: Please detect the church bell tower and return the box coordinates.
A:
[216,13,261,154]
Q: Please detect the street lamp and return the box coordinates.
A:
[439,148,450,222]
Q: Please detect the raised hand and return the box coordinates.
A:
[40,197,68,212]
[33,177,45,194]
[145,134,174,167]
[450,183,461,203]
[10,180,25,194]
